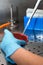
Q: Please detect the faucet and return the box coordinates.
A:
[10,4,14,30]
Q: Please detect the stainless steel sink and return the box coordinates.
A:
[0,41,43,65]
[0,30,43,65]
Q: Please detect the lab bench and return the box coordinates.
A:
[0,25,43,65]
[0,41,43,65]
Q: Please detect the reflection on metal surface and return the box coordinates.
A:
[0,49,7,65]
[36,34,43,40]
[24,42,43,56]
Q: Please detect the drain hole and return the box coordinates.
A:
[33,48,36,49]
[37,50,40,52]
[39,37,40,38]
[33,52,35,54]
[38,46,40,48]
[28,49,31,51]
[1,64,4,65]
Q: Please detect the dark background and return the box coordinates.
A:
[0,0,43,24]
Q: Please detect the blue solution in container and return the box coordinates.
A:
[24,16,37,41]
[34,17,43,42]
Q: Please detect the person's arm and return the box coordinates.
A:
[1,29,43,65]
[10,48,43,65]
[1,29,26,64]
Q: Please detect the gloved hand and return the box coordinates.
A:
[1,29,26,64]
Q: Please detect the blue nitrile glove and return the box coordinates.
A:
[15,38,26,46]
[1,29,26,64]
[1,29,22,64]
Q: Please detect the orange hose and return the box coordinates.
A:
[0,22,11,29]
